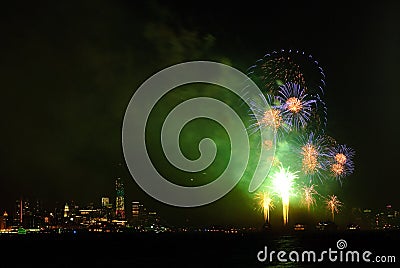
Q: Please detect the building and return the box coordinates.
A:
[130,201,143,226]
[361,209,375,230]
[101,197,113,221]
[0,211,9,230]
[64,203,70,218]
[375,204,400,229]
[115,178,125,220]
[14,199,23,226]
[14,198,38,228]
[102,197,110,208]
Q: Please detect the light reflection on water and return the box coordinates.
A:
[2,230,398,267]
[253,231,399,268]
[261,235,304,268]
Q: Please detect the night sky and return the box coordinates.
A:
[1,1,400,227]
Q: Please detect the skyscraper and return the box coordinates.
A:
[13,198,40,228]
[0,211,8,230]
[131,201,143,226]
[15,199,23,225]
[115,178,125,220]
[102,197,110,208]
[64,203,69,218]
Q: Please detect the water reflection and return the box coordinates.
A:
[261,235,303,267]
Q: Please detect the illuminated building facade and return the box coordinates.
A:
[12,198,44,228]
[115,178,125,220]
[64,203,69,218]
[100,197,113,221]
[102,197,110,208]
[0,211,8,229]
[130,201,143,226]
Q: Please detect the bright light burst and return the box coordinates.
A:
[331,163,344,176]
[301,185,318,212]
[246,49,328,130]
[245,49,355,227]
[255,191,274,223]
[335,153,347,165]
[325,195,342,222]
[248,93,290,141]
[278,82,316,130]
[301,143,319,175]
[327,144,355,181]
[271,165,298,225]
[259,108,283,129]
[296,132,328,183]
[286,96,303,113]
[246,49,326,96]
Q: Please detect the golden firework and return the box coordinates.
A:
[331,163,344,176]
[259,108,283,129]
[286,97,302,113]
[301,144,319,174]
[302,185,318,212]
[263,140,274,151]
[335,153,347,165]
[325,195,342,222]
[255,192,274,223]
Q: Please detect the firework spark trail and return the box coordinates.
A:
[255,191,274,223]
[302,184,318,212]
[246,49,326,97]
[325,195,342,222]
[301,143,320,175]
[271,165,298,225]
[247,49,328,130]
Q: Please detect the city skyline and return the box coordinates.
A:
[1,175,399,230]
[1,193,399,232]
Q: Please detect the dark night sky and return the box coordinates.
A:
[1,1,400,227]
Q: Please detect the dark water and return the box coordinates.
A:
[0,230,398,267]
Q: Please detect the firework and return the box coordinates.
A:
[246,49,328,130]
[260,109,283,129]
[245,49,355,226]
[278,82,317,130]
[325,195,342,222]
[255,191,274,223]
[301,184,318,212]
[248,93,290,141]
[246,49,326,96]
[271,165,298,225]
[327,144,355,181]
[295,132,328,183]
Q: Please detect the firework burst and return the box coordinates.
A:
[295,132,328,183]
[271,165,298,226]
[278,82,317,130]
[246,49,326,96]
[248,93,290,141]
[255,191,274,223]
[325,195,342,222]
[246,49,328,130]
[244,49,355,226]
[301,184,318,212]
[327,144,355,181]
